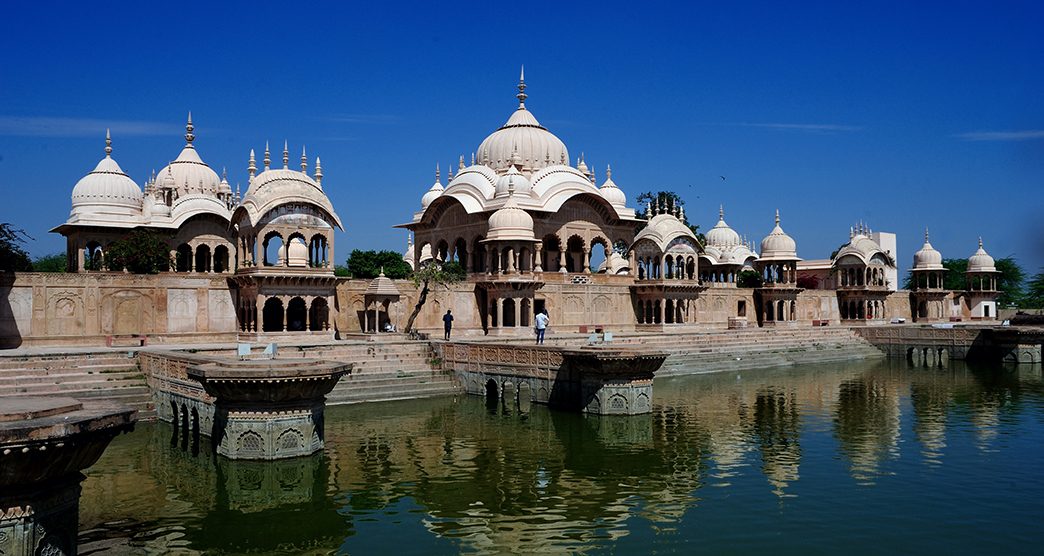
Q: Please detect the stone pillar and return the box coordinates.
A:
[584,249,592,273]
[534,242,543,272]
[559,250,567,273]
[281,297,287,331]
[305,297,311,331]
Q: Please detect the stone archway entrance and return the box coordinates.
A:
[286,297,307,331]
[262,297,284,332]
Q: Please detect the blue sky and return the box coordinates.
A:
[1,1,1042,278]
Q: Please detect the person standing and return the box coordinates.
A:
[535,309,549,345]
[443,310,454,340]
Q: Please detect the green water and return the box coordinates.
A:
[78,359,1044,554]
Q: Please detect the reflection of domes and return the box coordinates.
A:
[912,229,943,270]
[476,70,569,174]
[486,185,535,242]
[70,131,143,216]
[759,210,798,261]
[706,206,741,247]
[287,236,308,267]
[156,114,221,197]
[967,238,997,273]
[599,165,627,207]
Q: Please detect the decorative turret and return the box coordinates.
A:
[301,146,308,173]
[315,156,323,187]
[248,149,257,179]
[263,142,271,170]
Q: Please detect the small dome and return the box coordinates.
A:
[486,187,535,242]
[365,268,402,296]
[420,166,444,209]
[70,132,143,215]
[155,114,221,198]
[494,165,532,198]
[912,228,943,270]
[706,206,741,247]
[287,236,309,267]
[475,71,569,174]
[599,165,627,207]
[759,210,798,261]
[633,212,698,253]
[967,237,997,273]
[218,169,232,194]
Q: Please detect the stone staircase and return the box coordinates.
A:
[0,352,154,418]
[273,340,460,405]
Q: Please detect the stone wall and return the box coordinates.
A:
[0,272,238,348]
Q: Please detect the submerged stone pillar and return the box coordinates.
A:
[188,359,351,460]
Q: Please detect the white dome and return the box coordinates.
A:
[287,236,308,267]
[599,165,627,207]
[70,134,143,216]
[236,159,343,231]
[494,165,532,198]
[706,206,741,247]
[476,74,569,174]
[421,167,444,209]
[759,210,798,261]
[967,238,997,273]
[486,190,535,242]
[633,212,699,253]
[912,229,943,270]
[156,116,221,198]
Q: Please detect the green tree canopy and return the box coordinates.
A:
[901,257,1025,307]
[403,261,466,334]
[736,269,763,288]
[32,253,66,273]
[634,191,704,245]
[345,249,412,279]
[105,230,172,274]
[1024,269,1044,309]
[0,223,33,271]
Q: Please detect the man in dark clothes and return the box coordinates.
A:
[443,310,454,340]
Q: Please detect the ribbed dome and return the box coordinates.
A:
[420,166,444,208]
[287,236,308,267]
[599,165,627,207]
[759,210,798,261]
[706,206,741,247]
[967,237,997,273]
[70,132,143,215]
[156,115,221,198]
[494,165,532,198]
[476,72,569,174]
[633,213,698,252]
[912,229,943,270]
[486,188,535,242]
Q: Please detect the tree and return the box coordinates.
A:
[1024,269,1044,309]
[334,264,350,277]
[0,223,33,271]
[345,249,412,279]
[32,253,66,273]
[403,261,466,334]
[737,269,763,288]
[635,191,704,246]
[105,230,172,274]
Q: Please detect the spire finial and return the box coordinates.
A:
[679,205,685,221]
[471,152,476,165]
[263,142,271,170]
[282,140,289,168]
[925,227,930,242]
[850,226,855,239]
[459,155,465,171]
[435,163,440,184]
[185,112,195,145]
[104,128,112,157]
[775,208,780,226]
[379,266,386,277]
[315,156,323,185]
[301,145,308,172]
[978,236,983,248]
[516,65,527,107]
[606,163,612,179]
[719,204,724,220]
[222,166,227,181]
[248,149,257,178]
[407,233,413,247]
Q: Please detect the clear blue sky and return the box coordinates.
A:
[1,1,1042,278]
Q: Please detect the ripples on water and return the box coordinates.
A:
[77,359,1044,554]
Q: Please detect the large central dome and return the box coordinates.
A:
[476,69,569,174]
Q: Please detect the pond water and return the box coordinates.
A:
[78,359,1044,554]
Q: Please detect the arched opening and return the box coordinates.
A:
[665,299,675,324]
[590,238,609,273]
[472,236,486,273]
[485,378,499,400]
[565,235,585,273]
[194,244,211,273]
[541,234,561,272]
[175,244,193,272]
[213,245,230,273]
[286,234,307,267]
[454,237,468,268]
[503,298,516,327]
[84,241,104,271]
[263,232,284,266]
[262,297,284,332]
[738,300,746,317]
[436,240,449,263]
[520,298,531,327]
[286,297,307,331]
[309,297,329,331]
[308,234,328,268]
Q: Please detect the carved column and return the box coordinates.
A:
[584,249,592,274]
[534,242,543,272]
[559,250,567,273]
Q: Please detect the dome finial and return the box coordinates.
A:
[248,149,257,178]
[263,142,271,170]
[978,236,983,249]
[301,145,308,172]
[435,163,440,184]
[719,204,724,221]
[185,112,195,146]
[459,155,466,171]
[516,65,527,107]
[379,266,385,277]
[282,140,289,168]
[315,156,323,185]
[925,227,930,242]
[606,163,612,179]
[775,208,780,226]
[471,152,476,165]
[104,128,112,157]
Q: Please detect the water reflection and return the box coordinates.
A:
[77,359,1044,554]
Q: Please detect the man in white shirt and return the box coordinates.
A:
[535,310,549,345]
